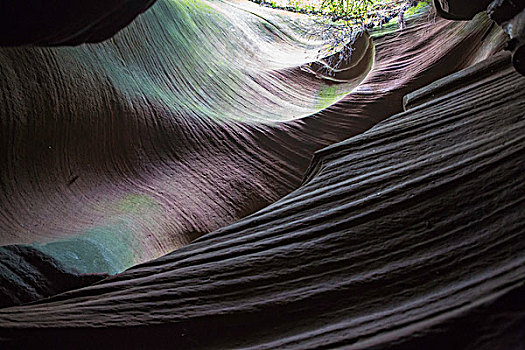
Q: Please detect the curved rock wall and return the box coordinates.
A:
[1,52,523,349]
[0,0,502,275]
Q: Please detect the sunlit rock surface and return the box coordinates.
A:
[0,0,501,276]
[1,52,523,348]
[0,0,373,274]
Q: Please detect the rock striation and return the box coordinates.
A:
[0,0,501,275]
[0,50,523,349]
[1,1,523,348]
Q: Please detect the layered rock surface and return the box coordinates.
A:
[0,51,523,349]
[0,0,501,276]
[1,0,523,347]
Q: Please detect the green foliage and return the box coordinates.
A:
[276,0,431,26]
[404,0,428,16]
[319,0,430,23]
[320,0,373,20]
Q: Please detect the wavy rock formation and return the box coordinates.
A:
[2,0,524,347]
[1,51,523,349]
[0,0,502,278]
[0,0,373,275]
